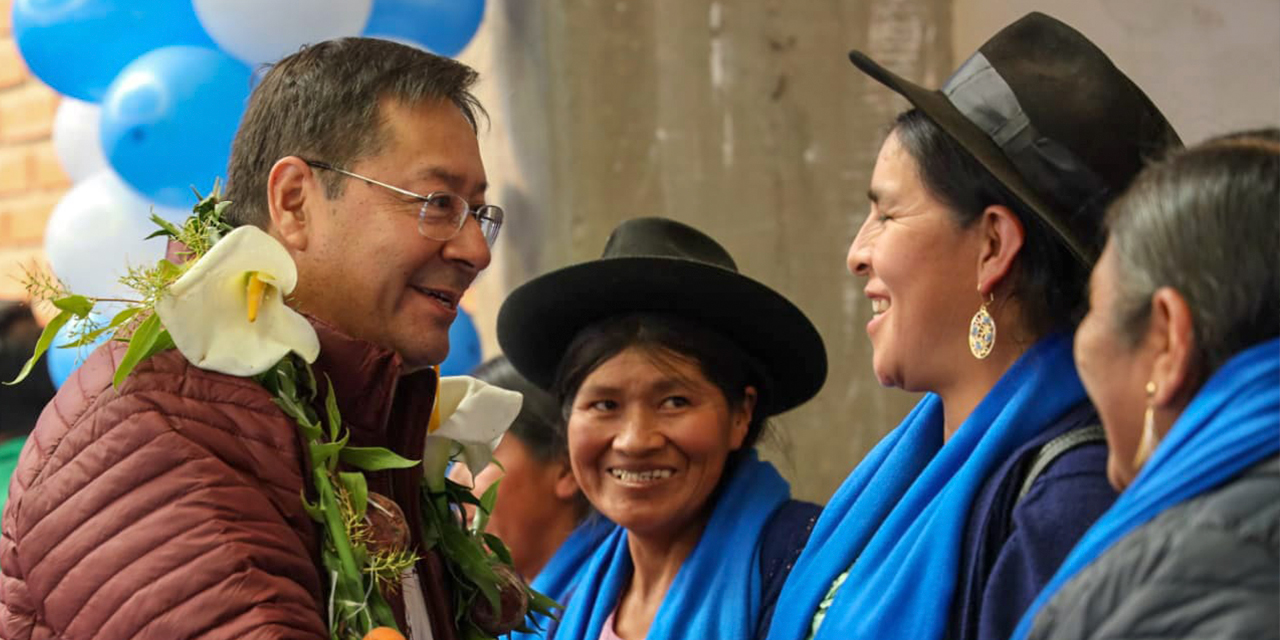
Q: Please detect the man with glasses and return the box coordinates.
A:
[0,39,498,640]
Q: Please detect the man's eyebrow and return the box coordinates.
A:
[418,167,488,198]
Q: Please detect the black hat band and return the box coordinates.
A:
[942,52,1109,260]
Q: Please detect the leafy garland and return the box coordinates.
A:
[8,186,558,640]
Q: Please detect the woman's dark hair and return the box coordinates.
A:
[472,355,594,520]
[472,356,566,464]
[893,109,1098,336]
[551,313,772,455]
[1106,128,1280,381]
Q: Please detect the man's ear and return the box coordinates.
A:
[975,204,1026,296]
[267,156,318,251]
[1147,286,1198,411]
[552,459,580,502]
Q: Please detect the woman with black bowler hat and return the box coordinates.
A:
[497,216,827,640]
[765,12,1183,640]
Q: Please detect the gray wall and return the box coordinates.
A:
[460,0,1280,503]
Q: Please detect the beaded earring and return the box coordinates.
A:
[968,289,996,359]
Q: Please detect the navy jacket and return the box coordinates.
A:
[756,500,822,640]
[950,402,1118,640]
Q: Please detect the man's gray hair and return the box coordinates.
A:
[224,37,485,229]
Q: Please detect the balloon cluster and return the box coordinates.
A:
[17,0,485,386]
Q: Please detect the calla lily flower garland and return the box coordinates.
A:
[7,186,559,640]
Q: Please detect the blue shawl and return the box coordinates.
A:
[1012,337,1280,638]
[553,451,790,639]
[510,516,616,640]
[766,334,1085,640]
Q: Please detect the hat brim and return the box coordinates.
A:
[848,50,1091,264]
[497,256,827,416]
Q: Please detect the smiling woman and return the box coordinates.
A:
[766,13,1185,640]
[497,217,828,640]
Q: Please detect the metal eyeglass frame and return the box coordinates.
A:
[304,160,503,246]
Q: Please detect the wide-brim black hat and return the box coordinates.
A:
[497,217,827,417]
[849,11,1182,265]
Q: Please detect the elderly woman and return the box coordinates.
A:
[447,355,614,640]
[766,13,1182,640]
[1013,131,1280,639]
[496,217,827,640]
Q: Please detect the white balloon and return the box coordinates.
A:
[44,171,188,305]
[194,0,374,66]
[52,98,108,184]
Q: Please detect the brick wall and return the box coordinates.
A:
[0,0,70,302]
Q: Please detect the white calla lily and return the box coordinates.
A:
[423,375,524,490]
[155,225,320,376]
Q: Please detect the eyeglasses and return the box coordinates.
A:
[305,160,504,246]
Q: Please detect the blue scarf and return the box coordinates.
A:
[510,516,617,640]
[553,451,790,639]
[1012,337,1280,638]
[766,334,1085,640]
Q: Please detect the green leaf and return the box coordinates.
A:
[298,358,319,403]
[52,295,94,317]
[364,589,400,631]
[300,491,325,523]
[143,330,175,360]
[156,259,183,281]
[62,306,139,348]
[4,309,72,385]
[338,471,368,518]
[471,478,501,534]
[483,532,513,566]
[272,394,309,426]
[444,478,484,508]
[478,477,501,516]
[438,523,499,594]
[339,446,419,471]
[144,213,184,240]
[107,305,141,328]
[310,432,349,469]
[528,587,564,616]
[112,313,166,388]
[323,375,341,441]
[275,365,298,399]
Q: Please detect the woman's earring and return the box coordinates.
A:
[969,289,996,360]
[1133,381,1160,469]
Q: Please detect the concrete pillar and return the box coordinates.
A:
[470,0,953,502]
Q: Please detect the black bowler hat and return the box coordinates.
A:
[849,11,1182,265]
[496,217,827,417]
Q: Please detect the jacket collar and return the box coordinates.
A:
[306,316,438,447]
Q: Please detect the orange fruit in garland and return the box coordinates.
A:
[362,627,406,640]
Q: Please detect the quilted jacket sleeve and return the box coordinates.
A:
[0,345,327,640]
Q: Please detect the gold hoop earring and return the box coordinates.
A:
[969,289,996,359]
[1133,380,1159,469]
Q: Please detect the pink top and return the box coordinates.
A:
[598,609,626,640]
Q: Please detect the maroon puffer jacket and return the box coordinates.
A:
[0,321,456,640]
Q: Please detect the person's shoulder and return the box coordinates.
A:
[1160,455,1280,549]
[26,342,290,477]
[1033,458,1280,640]
[65,341,280,419]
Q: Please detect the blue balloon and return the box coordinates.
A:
[363,0,485,58]
[13,0,215,103]
[99,46,251,209]
[46,314,110,389]
[441,307,482,376]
